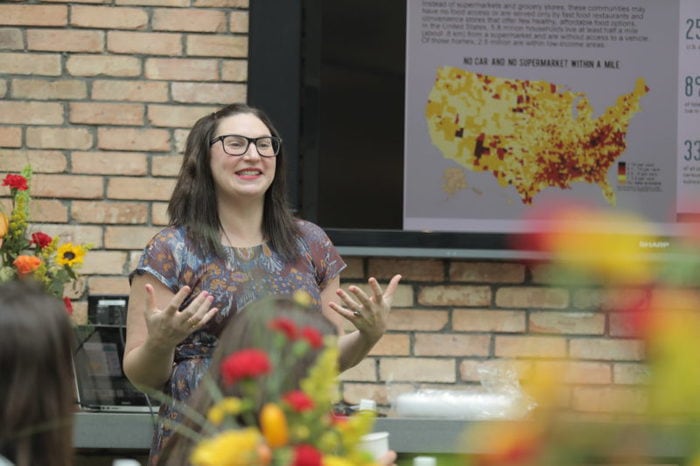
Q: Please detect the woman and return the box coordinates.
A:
[0,280,76,466]
[123,103,401,465]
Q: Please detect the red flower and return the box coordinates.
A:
[63,297,74,316]
[220,349,271,386]
[283,390,315,412]
[2,174,28,191]
[269,317,298,340]
[300,326,323,349]
[31,231,53,249]
[291,444,322,466]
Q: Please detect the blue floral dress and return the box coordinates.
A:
[131,220,346,465]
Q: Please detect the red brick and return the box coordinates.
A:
[368,258,444,282]
[171,82,246,104]
[152,8,226,31]
[221,59,247,82]
[186,34,247,57]
[193,0,248,6]
[0,5,68,26]
[341,281,414,308]
[368,334,410,356]
[571,386,647,414]
[0,28,24,50]
[69,102,144,126]
[450,261,525,283]
[613,363,651,385]
[454,308,526,333]
[0,102,63,124]
[229,10,248,32]
[104,225,161,249]
[107,177,175,201]
[380,357,455,383]
[338,358,377,382]
[495,286,569,309]
[415,333,490,357]
[116,0,189,6]
[31,224,102,248]
[72,151,148,176]
[151,202,169,225]
[72,201,148,224]
[339,257,364,280]
[12,79,87,100]
[87,276,131,296]
[67,55,141,77]
[108,31,182,55]
[81,250,129,275]
[529,311,605,335]
[147,104,217,128]
[71,5,148,29]
[495,335,567,358]
[459,359,532,383]
[417,285,491,307]
[31,174,103,199]
[30,199,69,223]
[0,80,5,97]
[0,52,61,75]
[533,360,612,384]
[569,338,645,361]
[98,128,170,151]
[26,127,92,150]
[387,309,448,331]
[27,29,103,52]
[145,58,218,81]
[0,149,67,172]
[339,383,395,408]
[173,129,188,152]
[92,80,169,102]
[0,126,21,147]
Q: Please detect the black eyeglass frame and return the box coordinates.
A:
[209,134,283,157]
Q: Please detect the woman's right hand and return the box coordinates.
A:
[143,284,218,348]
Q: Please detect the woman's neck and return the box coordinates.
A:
[217,200,265,247]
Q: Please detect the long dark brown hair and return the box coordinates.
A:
[158,296,335,466]
[0,280,76,466]
[168,103,300,260]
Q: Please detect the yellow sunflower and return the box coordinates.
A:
[56,243,87,267]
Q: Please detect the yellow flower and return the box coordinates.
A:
[207,397,243,426]
[56,243,86,267]
[190,428,263,466]
[260,402,289,448]
[0,211,8,240]
[323,456,359,466]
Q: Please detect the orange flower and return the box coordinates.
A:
[13,255,41,275]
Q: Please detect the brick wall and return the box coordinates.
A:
[0,1,646,417]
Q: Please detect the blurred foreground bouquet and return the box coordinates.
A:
[169,294,379,466]
[0,165,91,312]
[459,202,700,465]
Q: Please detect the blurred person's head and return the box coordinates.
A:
[158,295,335,466]
[0,279,75,466]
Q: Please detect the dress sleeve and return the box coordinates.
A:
[129,227,184,292]
[298,220,347,289]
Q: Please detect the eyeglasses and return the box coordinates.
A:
[210,134,282,157]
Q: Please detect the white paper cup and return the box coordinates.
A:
[359,431,389,460]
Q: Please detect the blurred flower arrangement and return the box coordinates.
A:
[0,165,91,313]
[172,296,379,466]
[458,202,700,466]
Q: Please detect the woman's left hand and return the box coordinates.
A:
[330,274,402,341]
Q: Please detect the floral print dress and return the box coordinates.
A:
[131,220,346,466]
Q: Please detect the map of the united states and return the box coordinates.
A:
[425,66,649,204]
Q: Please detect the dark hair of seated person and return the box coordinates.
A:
[0,279,76,466]
[157,296,335,466]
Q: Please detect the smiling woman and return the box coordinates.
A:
[122,103,401,466]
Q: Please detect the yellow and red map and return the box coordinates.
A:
[425,66,649,204]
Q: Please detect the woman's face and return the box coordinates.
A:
[209,113,277,203]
